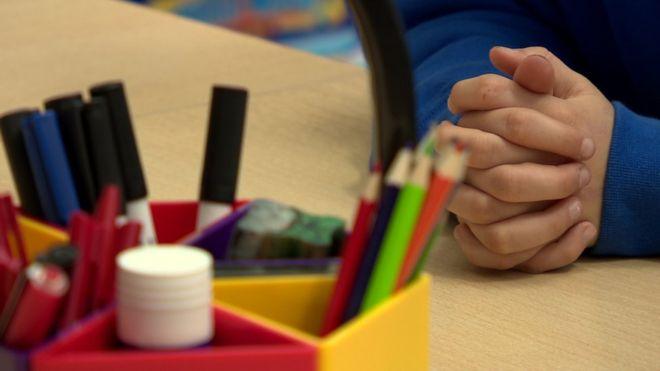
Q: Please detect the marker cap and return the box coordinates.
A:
[0,109,43,218]
[200,85,248,204]
[45,95,97,212]
[90,82,147,201]
[81,98,126,211]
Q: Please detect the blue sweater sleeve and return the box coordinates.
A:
[591,103,660,256]
[396,0,575,138]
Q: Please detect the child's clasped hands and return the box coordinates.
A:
[441,46,615,273]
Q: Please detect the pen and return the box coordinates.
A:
[0,109,43,218]
[90,82,156,244]
[197,85,248,231]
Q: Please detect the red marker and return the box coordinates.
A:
[3,263,69,348]
[321,168,382,336]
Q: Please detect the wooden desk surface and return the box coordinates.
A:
[0,1,658,369]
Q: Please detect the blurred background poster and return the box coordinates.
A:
[130,0,364,64]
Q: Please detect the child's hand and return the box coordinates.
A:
[445,46,614,273]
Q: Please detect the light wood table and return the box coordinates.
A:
[0,1,658,369]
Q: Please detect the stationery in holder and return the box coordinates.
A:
[45,94,97,213]
[28,111,81,225]
[32,306,316,371]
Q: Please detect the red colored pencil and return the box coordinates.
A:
[3,263,69,348]
[96,221,142,308]
[94,186,120,227]
[395,144,468,289]
[0,195,26,266]
[60,212,95,329]
[91,186,121,310]
[0,250,21,314]
[320,168,382,336]
[0,268,27,339]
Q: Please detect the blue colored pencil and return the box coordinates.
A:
[342,147,413,323]
[30,111,80,224]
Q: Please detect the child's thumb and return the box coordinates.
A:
[489,46,584,98]
[489,47,555,94]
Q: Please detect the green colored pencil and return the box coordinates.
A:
[360,154,432,312]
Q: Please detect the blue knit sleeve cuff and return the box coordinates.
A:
[589,102,660,256]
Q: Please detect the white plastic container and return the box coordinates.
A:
[116,245,214,349]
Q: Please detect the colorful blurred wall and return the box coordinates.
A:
[130,0,363,63]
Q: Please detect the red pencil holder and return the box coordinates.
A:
[30,305,315,371]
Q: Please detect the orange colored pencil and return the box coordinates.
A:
[395,144,468,289]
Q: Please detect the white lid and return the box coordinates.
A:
[118,294,212,311]
[118,270,211,291]
[117,246,212,278]
[118,284,211,303]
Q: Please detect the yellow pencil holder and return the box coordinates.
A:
[213,274,430,371]
[17,216,69,261]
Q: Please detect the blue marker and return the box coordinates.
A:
[30,111,80,225]
[20,116,58,223]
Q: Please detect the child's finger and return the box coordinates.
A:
[459,108,595,161]
[453,223,543,270]
[437,122,565,169]
[467,197,583,255]
[447,73,566,116]
[466,162,590,202]
[448,184,550,225]
[515,221,595,273]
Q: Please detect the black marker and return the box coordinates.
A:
[90,82,155,244]
[45,94,97,212]
[0,109,44,218]
[81,98,126,212]
[197,86,248,231]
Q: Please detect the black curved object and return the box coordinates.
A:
[347,0,417,171]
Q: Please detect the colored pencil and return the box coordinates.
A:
[396,145,468,289]
[60,212,94,329]
[321,168,382,336]
[92,186,120,309]
[361,152,432,312]
[342,148,412,322]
